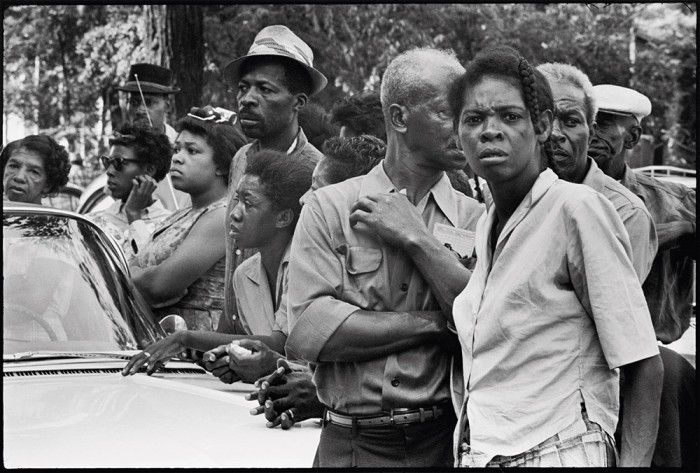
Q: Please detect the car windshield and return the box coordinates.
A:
[3,211,162,356]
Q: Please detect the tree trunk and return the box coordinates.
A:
[143,5,204,119]
[144,5,169,66]
[167,5,204,117]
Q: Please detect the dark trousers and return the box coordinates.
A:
[652,346,697,468]
[313,408,456,467]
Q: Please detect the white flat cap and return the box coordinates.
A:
[593,84,651,123]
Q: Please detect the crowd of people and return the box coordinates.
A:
[2,23,696,469]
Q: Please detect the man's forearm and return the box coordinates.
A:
[619,355,663,467]
[183,330,286,354]
[656,221,694,250]
[405,233,471,319]
[318,309,450,362]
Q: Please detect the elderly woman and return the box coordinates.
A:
[2,134,70,205]
[129,106,247,331]
[448,46,662,467]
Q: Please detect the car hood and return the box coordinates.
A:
[4,364,320,468]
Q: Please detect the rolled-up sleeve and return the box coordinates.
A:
[285,195,360,362]
[567,193,659,370]
[620,205,658,282]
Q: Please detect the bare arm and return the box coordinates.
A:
[184,330,287,355]
[655,220,694,253]
[619,354,663,467]
[286,196,457,364]
[132,207,227,305]
[317,309,453,362]
[403,233,471,321]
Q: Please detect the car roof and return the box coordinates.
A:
[635,165,697,189]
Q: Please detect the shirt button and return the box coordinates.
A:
[400,283,409,292]
[391,377,400,387]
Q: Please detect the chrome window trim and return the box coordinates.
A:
[2,203,130,276]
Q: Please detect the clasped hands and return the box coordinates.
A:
[245,358,323,430]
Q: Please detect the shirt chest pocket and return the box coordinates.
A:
[341,246,386,307]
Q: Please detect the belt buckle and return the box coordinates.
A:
[389,407,411,425]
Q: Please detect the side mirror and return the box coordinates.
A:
[159,314,187,335]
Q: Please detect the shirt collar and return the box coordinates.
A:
[486,167,558,224]
[249,127,308,156]
[244,253,263,285]
[620,164,638,189]
[358,161,460,227]
[528,167,559,207]
[244,241,292,286]
[484,168,558,253]
[581,158,605,193]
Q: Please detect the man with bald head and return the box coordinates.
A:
[537,63,657,281]
[285,48,483,467]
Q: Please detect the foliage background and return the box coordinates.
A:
[3,3,696,173]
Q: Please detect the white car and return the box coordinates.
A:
[3,203,320,468]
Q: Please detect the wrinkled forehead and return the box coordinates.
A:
[550,81,587,111]
[7,147,46,168]
[463,74,526,109]
[237,173,267,197]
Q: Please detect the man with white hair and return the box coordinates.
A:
[537,63,656,281]
[285,48,484,467]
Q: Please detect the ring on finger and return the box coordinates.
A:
[285,409,295,420]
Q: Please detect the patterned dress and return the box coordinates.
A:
[130,197,226,331]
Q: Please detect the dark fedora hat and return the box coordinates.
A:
[117,63,180,94]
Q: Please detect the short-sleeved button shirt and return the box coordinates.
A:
[232,242,291,336]
[286,161,484,414]
[451,169,659,463]
[582,158,657,281]
[621,164,696,343]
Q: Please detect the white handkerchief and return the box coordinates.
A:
[433,223,475,258]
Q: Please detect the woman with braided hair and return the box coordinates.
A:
[447,46,662,467]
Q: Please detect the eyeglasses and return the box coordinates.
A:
[99,155,140,171]
[128,94,162,108]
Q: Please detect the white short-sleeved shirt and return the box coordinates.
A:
[451,168,659,463]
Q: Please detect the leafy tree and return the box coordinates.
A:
[3,4,696,167]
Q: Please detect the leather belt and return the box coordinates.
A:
[324,404,448,428]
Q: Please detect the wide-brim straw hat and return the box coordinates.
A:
[117,63,180,94]
[223,25,327,96]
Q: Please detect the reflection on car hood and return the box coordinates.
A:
[4,370,320,468]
